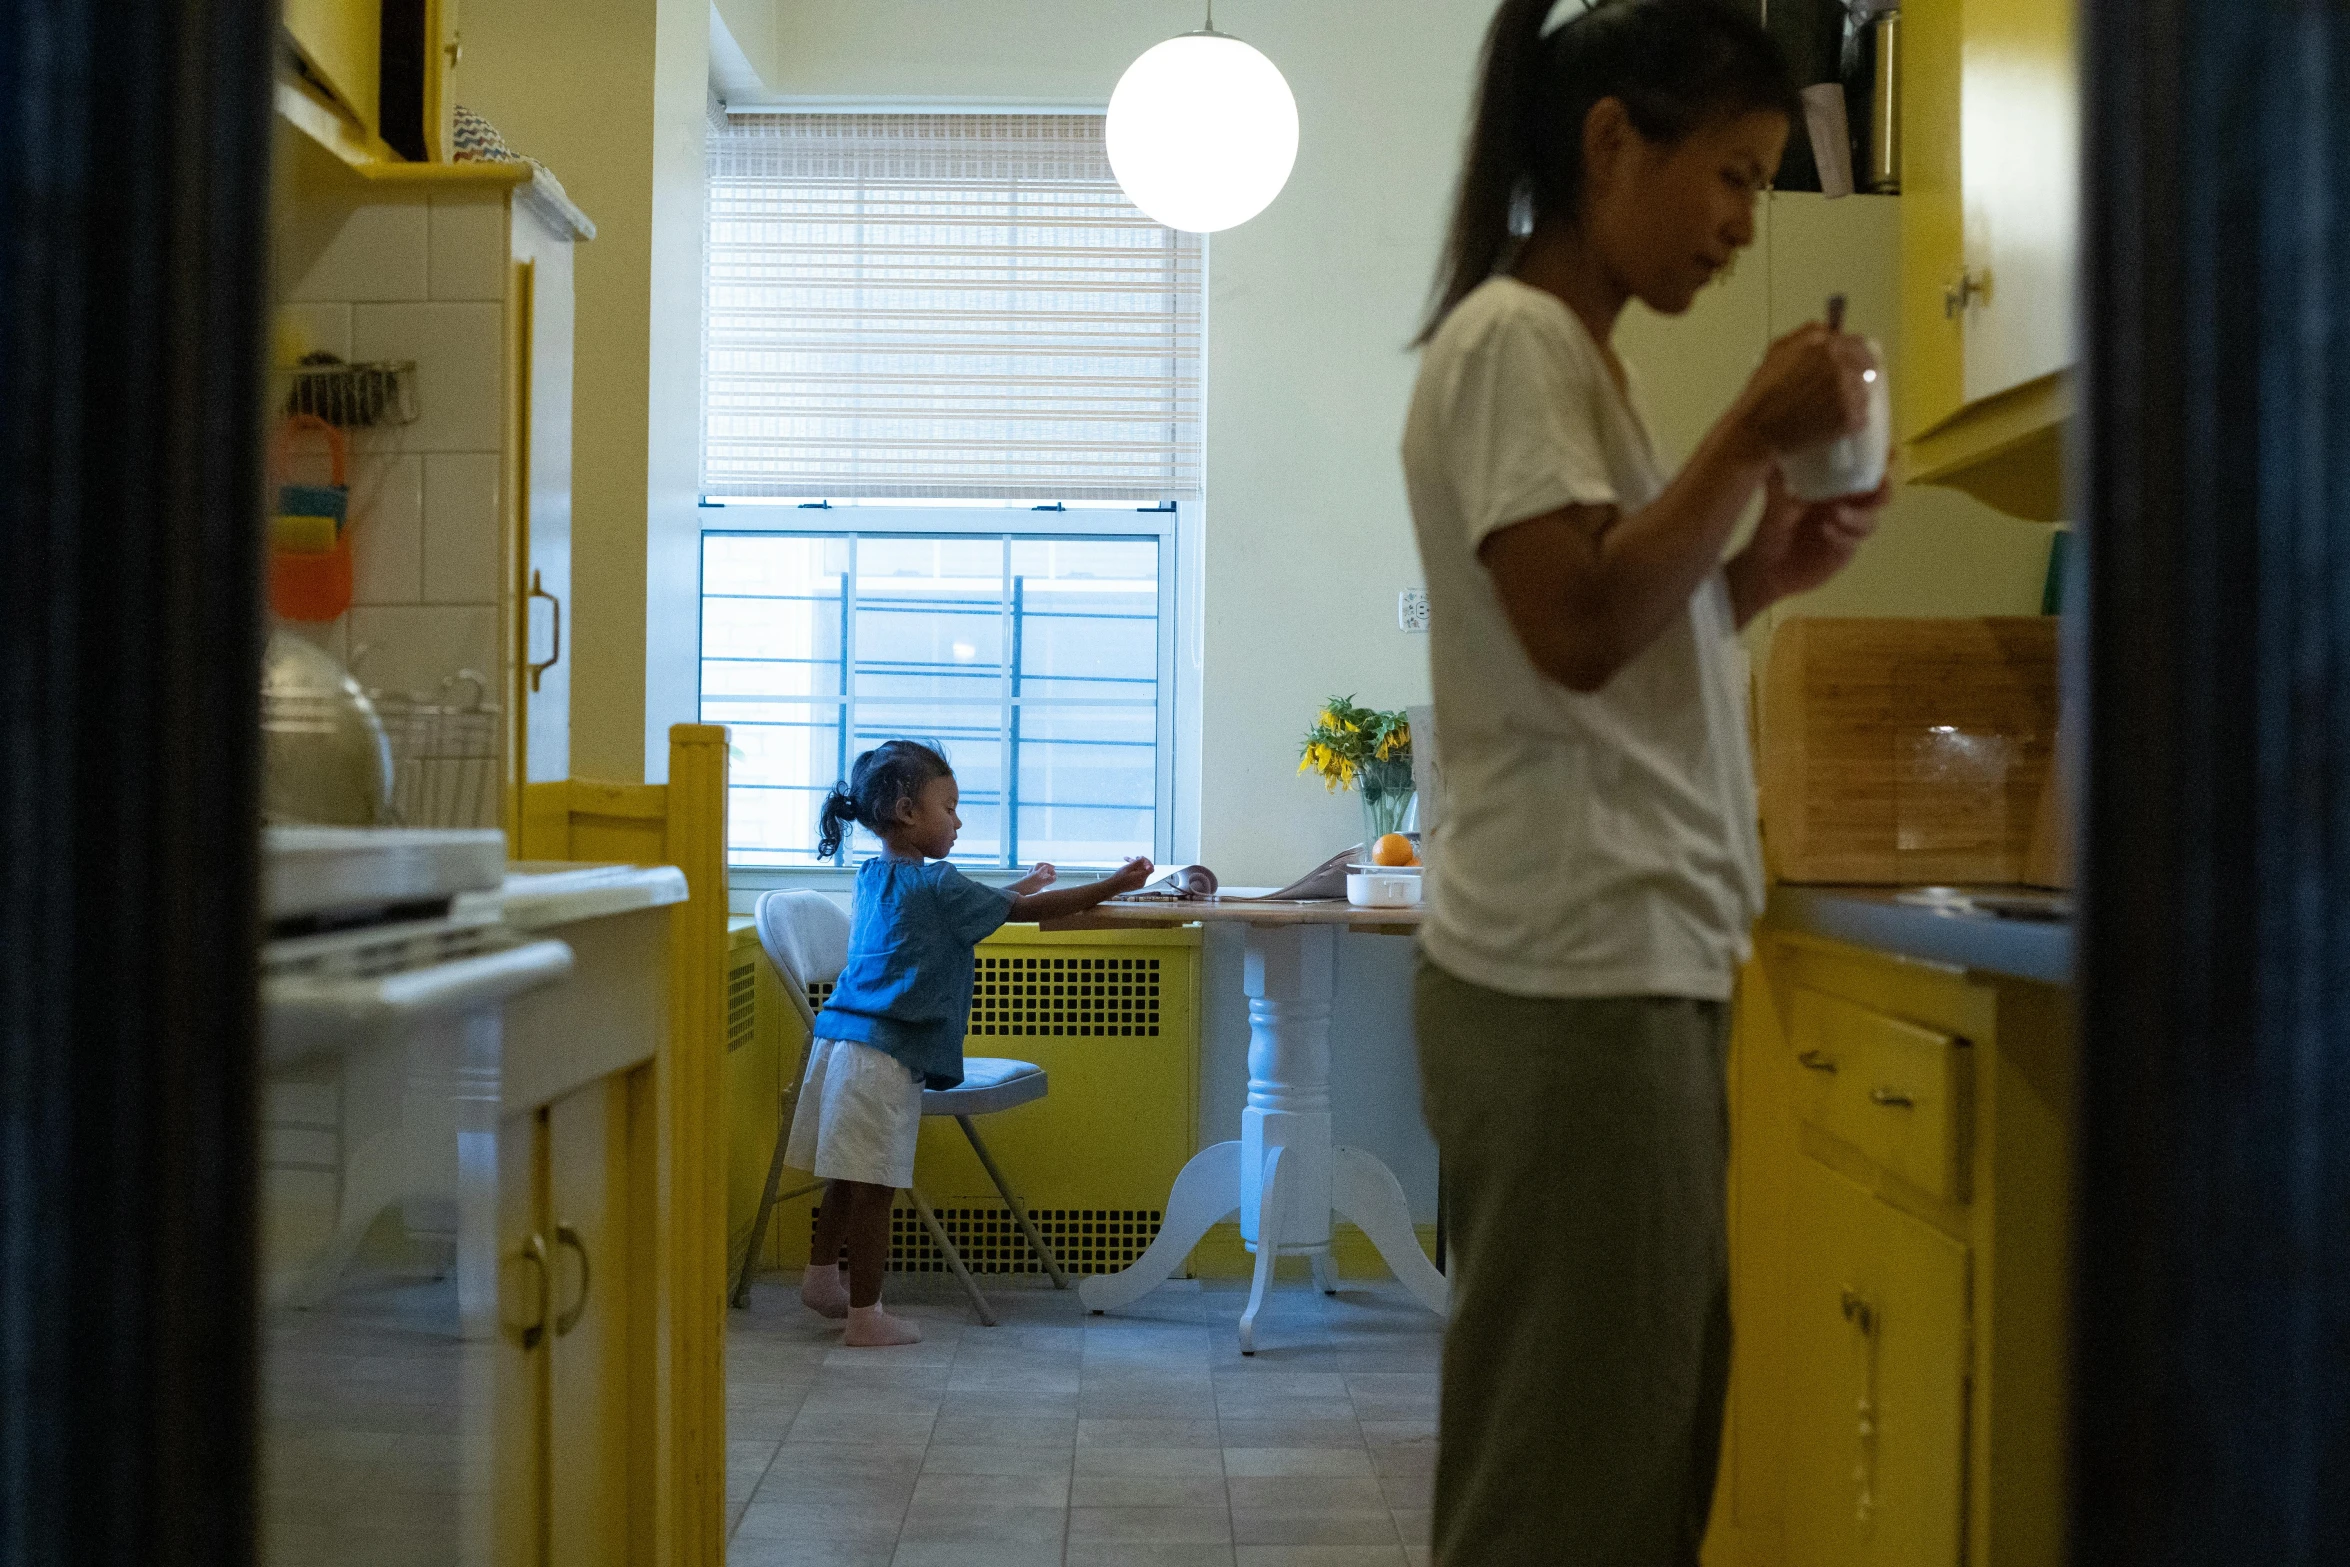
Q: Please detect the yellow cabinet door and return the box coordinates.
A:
[1956,0,2077,407]
[1786,1156,1970,1567]
[1900,0,2079,435]
[546,1072,656,1567]
[281,0,381,136]
[494,1109,549,1567]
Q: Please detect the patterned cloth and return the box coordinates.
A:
[452,105,525,164]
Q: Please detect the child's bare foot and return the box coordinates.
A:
[800,1262,848,1319]
[842,1302,923,1347]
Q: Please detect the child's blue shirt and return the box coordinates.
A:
[814,856,1017,1089]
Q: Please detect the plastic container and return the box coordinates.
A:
[1345,865,1424,908]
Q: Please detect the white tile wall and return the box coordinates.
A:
[349,455,423,606]
[346,605,500,702]
[350,302,505,454]
[428,197,509,302]
[422,453,502,604]
[279,301,353,361]
[284,199,429,303]
[270,187,518,815]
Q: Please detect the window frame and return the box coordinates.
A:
[698,500,1185,879]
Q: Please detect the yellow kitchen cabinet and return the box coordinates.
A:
[281,0,381,140]
[276,0,463,168]
[1898,0,2078,519]
[1713,928,2072,1567]
[496,1070,658,1567]
[1784,1155,1970,1567]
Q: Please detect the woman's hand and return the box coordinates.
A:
[1727,466,1892,626]
[1733,323,1877,461]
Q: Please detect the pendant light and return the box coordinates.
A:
[1106,1,1299,234]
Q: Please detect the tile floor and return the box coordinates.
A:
[726,1270,1445,1567]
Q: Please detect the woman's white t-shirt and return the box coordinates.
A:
[1401,277,1764,1002]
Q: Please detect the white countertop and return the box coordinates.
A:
[456,861,689,931]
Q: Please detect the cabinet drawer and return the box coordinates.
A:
[1790,985,1971,1202]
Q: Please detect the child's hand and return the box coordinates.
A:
[1101,856,1156,897]
[1009,862,1058,896]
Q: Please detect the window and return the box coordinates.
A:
[700,111,1201,871]
[704,113,1202,501]
[701,516,1174,868]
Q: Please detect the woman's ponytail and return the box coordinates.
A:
[1416,0,1800,346]
[1416,0,1558,346]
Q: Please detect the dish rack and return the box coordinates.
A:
[284,356,420,428]
[366,669,500,830]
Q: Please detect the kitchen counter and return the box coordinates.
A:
[1764,883,2072,986]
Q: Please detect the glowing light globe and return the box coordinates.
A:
[1106,32,1299,234]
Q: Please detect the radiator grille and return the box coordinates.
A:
[810,1202,1163,1276]
[970,955,1161,1037]
[726,962,757,1053]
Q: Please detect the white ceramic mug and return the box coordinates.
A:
[1779,337,1890,501]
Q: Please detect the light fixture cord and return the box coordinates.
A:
[1205,0,1215,30]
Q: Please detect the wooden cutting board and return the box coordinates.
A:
[1760,617,2067,887]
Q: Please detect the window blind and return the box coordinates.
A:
[704,114,1204,503]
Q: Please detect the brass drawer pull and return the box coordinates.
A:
[513,1233,551,1350]
[1869,1087,1916,1109]
[1797,1050,1839,1074]
[554,1223,592,1337]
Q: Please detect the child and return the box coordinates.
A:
[786,740,1153,1346]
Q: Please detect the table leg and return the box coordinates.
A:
[1081,920,1448,1338]
[1334,1145,1450,1317]
[1077,1140,1242,1314]
[1238,1144,1289,1354]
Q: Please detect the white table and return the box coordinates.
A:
[1044,896,1448,1352]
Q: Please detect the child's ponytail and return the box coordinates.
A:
[813,740,955,863]
[1416,0,1800,345]
[815,781,860,862]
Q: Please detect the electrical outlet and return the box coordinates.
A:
[1398,590,1430,633]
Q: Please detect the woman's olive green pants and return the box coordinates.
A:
[1414,958,1732,1567]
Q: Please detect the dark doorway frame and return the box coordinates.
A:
[2076,1,2350,1560]
[0,2,273,1562]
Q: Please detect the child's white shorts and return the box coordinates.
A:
[785,1037,923,1190]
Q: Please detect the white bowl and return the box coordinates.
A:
[1346,867,1423,908]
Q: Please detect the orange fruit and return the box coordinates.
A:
[1372,833,1417,867]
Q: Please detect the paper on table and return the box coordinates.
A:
[1120,838,1421,905]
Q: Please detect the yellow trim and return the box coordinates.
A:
[275,77,532,187]
[658,726,729,1567]
[1188,1221,1441,1282]
[1903,370,2071,521]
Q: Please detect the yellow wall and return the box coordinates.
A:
[461,0,709,784]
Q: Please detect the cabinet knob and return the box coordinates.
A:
[1869,1087,1916,1108]
[1944,269,1990,319]
[554,1222,592,1337]
[1797,1050,1839,1074]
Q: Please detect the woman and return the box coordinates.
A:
[1402,1,1890,1562]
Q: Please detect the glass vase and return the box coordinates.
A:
[1357,755,1416,853]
